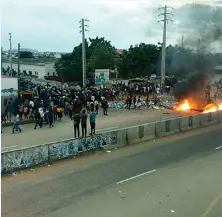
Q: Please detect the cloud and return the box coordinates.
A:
[1,0,221,52]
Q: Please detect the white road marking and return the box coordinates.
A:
[97,126,119,132]
[116,169,156,184]
[2,145,19,150]
[215,145,222,150]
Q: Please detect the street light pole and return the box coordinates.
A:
[79,19,89,89]
[9,33,12,76]
[158,5,173,93]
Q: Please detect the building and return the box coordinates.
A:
[45,63,57,76]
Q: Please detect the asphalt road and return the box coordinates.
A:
[2,124,222,217]
[1,108,193,151]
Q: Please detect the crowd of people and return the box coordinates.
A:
[2,76,170,136]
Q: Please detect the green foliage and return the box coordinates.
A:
[118,43,160,78]
[20,51,33,58]
[55,36,221,82]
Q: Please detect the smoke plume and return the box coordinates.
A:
[173,70,209,101]
[178,4,222,53]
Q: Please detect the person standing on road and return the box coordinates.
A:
[12,114,22,134]
[34,107,44,129]
[102,98,108,116]
[48,104,54,128]
[73,112,80,138]
[80,109,87,137]
[90,108,96,135]
[94,100,99,115]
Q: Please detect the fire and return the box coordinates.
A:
[176,100,190,111]
[175,99,222,113]
[203,102,222,113]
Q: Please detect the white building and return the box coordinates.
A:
[45,63,57,76]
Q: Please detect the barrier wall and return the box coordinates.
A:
[2,111,221,174]
[1,145,49,173]
[48,132,117,162]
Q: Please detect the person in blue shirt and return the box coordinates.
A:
[90,108,96,135]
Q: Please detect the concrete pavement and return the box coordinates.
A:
[2,124,222,217]
[1,108,192,151]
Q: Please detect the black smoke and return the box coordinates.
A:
[173,70,209,101]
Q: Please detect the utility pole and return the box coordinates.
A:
[79,18,89,89]
[18,43,21,92]
[1,46,3,74]
[158,5,173,92]
[197,38,201,53]
[18,43,20,78]
[9,33,12,76]
[181,35,184,48]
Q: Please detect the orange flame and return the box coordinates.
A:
[175,100,222,113]
[176,100,190,111]
[203,102,222,113]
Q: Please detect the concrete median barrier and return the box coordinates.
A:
[126,126,140,145]
[218,111,222,122]
[201,112,219,126]
[1,144,48,174]
[180,116,194,131]
[126,123,156,145]
[192,114,202,128]
[2,112,221,174]
[155,119,180,137]
[48,131,117,163]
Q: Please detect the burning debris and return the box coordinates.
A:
[174,99,222,113]
[173,70,222,113]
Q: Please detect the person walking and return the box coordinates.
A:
[90,108,96,135]
[12,114,22,134]
[80,109,87,137]
[73,112,80,138]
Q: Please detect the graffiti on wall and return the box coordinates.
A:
[1,145,48,173]
[108,100,155,109]
[49,132,117,162]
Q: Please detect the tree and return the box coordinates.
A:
[54,41,88,82]
[20,51,33,58]
[118,43,160,78]
[87,37,118,72]
[54,37,117,82]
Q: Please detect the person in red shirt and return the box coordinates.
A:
[53,104,58,120]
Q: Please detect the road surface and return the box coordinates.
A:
[2,123,222,217]
[1,108,192,151]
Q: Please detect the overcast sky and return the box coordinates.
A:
[1,0,221,52]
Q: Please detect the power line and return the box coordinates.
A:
[79,18,89,89]
[158,5,174,92]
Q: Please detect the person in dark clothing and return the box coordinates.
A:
[34,109,42,129]
[102,99,108,116]
[73,112,80,138]
[128,96,132,110]
[48,105,54,128]
[80,109,87,137]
